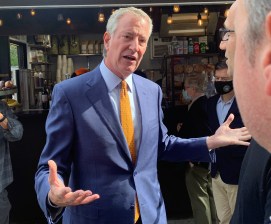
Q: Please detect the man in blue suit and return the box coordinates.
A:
[35,7,250,224]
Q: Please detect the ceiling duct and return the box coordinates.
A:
[160,12,220,37]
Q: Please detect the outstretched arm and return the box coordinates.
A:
[206,113,251,150]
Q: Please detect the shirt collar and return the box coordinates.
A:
[218,95,235,105]
[100,60,133,92]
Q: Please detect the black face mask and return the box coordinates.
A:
[214,80,233,95]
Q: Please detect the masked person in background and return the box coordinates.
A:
[0,101,23,224]
[207,60,247,224]
[178,73,217,224]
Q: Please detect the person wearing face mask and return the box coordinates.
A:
[178,74,217,224]
[206,60,248,224]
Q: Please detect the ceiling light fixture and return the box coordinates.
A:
[197,13,203,26]
[0,19,3,26]
[30,9,36,16]
[173,5,180,13]
[224,9,230,17]
[204,7,209,14]
[168,28,205,35]
[66,17,71,25]
[17,13,22,20]
[98,12,105,23]
[167,15,173,24]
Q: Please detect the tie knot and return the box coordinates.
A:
[121,80,127,91]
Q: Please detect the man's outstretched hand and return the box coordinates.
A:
[207,113,251,150]
[48,160,100,207]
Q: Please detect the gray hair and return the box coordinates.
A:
[244,0,271,64]
[185,73,208,93]
[103,7,153,57]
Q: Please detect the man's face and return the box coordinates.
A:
[233,0,271,151]
[219,4,236,77]
[103,13,150,79]
[214,68,232,82]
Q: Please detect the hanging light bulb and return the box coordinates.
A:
[224,9,230,17]
[167,15,173,24]
[66,17,71,25]
[17,13,23,20]
[173,5,180,13]
[0,19,3,26]
[98,12,105,23]
[204,7,209,14]
[149,7,153,13]
[197,13,203,26]
[111,9,115,14]
[30,9,36,16]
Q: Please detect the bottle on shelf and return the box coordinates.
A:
[38,71,44,87]
[188,38,194,54]
[41,85,49,109]
[193,42,200,54]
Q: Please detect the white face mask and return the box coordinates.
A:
[182,89,192,102]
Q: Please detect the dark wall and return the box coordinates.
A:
[0,36,10,75]
[8,111,48,224]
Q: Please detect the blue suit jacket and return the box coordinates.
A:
[207,94,247,184]
[35,65,212,224]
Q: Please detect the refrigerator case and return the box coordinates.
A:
[15,69,35,110]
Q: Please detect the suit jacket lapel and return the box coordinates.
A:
[133,76,150,154]
[225,98,237,121]
[85,70,132,162]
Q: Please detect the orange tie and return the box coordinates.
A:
[120,80,140,223]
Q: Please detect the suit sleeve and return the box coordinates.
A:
[156,87,212,163]
[35,84,74,223]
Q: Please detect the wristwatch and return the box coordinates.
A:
[0,115,6,123]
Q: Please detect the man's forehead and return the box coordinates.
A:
[224,1,237,28]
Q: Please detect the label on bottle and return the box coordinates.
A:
[193,42,200,54]
[42,94,48,103]
[200,42,206,53]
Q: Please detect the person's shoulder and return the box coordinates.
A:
[134,74,159,87]
[207,94,219,103]
[57,67,100,89]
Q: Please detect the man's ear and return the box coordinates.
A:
[264,69,271,96]
[103,32,111,52]
[263,12,271,96]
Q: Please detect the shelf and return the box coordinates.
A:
[167,53,219,58]
[28,44,50,49]
[49,54,102,57]
[30,62,52,65]
[0,88,17,97]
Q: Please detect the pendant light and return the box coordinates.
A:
[167,15,173,24]
[197,13,203,26]
[30,9,36,16]
[66,18,71,25]
[98,12,105,23]
[173,5,180,13]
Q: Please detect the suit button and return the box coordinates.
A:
[130,204,135,210]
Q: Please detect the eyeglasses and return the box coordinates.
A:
[219,27,235,41]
